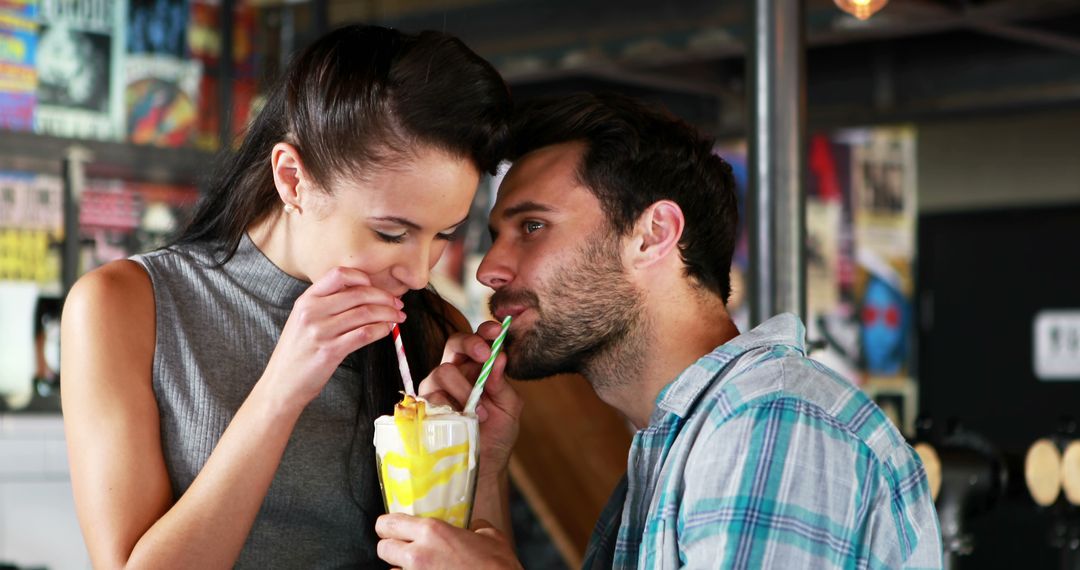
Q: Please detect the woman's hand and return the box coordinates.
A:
[418,320,523,477]
[262,266,406,408]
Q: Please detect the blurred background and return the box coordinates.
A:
[1,0,1079,568]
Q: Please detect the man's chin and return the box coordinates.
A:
[505,360,554,382]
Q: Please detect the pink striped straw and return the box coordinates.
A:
[391,324,416,396]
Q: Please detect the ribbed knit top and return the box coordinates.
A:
[132,234,387,569]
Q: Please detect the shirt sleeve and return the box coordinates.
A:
[676,395,942,569]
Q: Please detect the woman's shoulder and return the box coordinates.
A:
[65,260,154,334]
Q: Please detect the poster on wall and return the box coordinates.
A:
[0,0,38,131]
[0,170,63,412]
[716,128,918,435]
[0,170,62,284]
[80,178,199,270]
[125,55,200,146]
[845,127,918,434]
[34,0,125,140]
[125,0,201,147]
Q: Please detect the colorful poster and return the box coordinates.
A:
[0,0,38,130]
[125,54,200,147]
[848,127,917,259]
[125,0,200,147]
[0,171,62,285]
[34,0,125,140]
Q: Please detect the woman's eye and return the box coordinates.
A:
[523,221,545,234]
[436,229,460,242]
[375,231,407,244]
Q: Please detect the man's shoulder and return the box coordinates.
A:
[695,346,912,472]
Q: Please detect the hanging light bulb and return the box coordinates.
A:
[834,0,889,20]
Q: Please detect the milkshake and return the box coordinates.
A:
[373,395,479,528]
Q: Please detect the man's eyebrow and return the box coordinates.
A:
[498,201,555,219]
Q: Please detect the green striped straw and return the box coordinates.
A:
[463,315,512,415]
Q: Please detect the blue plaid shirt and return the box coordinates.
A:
[582,314,942,569]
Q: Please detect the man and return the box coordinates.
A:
[376,93,943,569]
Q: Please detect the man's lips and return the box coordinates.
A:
[492,305,529,322]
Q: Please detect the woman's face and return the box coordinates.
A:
[295,146,480,297]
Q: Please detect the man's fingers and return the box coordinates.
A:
[477,355,522,417]
[375,513,425,541]
[376,539,411,568]
[419,389,461,411]
[442,332,493,366]
[470,518,495,531]
[418,363,476,409]
[476,320,504,340]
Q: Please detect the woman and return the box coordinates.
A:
[61,25,513,568]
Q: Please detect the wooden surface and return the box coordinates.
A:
[508,374,633,567]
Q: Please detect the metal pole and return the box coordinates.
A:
[748,0,807,326]
[61,147,90,297]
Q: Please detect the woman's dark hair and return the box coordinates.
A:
[168,25,510,509]
[177,24,510,256]
[508,92,738,302]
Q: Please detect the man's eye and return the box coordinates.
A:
[523,221,545,234]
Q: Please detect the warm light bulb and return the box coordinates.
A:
[834,0,889,20]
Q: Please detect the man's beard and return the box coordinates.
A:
[489,233,645,388]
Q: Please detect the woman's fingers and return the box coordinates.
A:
[321,285,403,316]
[335,322,395,354]
[326,304,405,338]
[306,266,372,296]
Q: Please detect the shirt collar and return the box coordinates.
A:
[651,312,806,422]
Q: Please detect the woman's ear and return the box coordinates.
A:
[271,142,307,213]
[628,200,685,270]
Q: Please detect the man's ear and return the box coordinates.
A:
[628,200,685,269]
[271,142,308,213]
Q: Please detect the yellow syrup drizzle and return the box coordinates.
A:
[381,396,471,526]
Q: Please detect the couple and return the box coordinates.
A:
[61,25,942,569]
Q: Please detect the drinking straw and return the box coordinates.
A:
[392,324,416,396]
[463,315,512,415]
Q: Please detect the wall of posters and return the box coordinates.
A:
[34,0,126,140]
[0,170,198,411]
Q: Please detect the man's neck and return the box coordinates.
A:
[587,291,739,429]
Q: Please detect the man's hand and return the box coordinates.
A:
[419,320,523,476]
[376,514,523,570]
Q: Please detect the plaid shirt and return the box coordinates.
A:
[582,314,942,569]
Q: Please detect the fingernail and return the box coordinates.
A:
[399,311,407,321]
[395,298,404,309]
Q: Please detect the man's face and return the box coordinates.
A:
[478,142,643,380]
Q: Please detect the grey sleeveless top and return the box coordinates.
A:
[132,235,387,569]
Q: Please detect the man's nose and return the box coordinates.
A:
[477,239,513,289]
